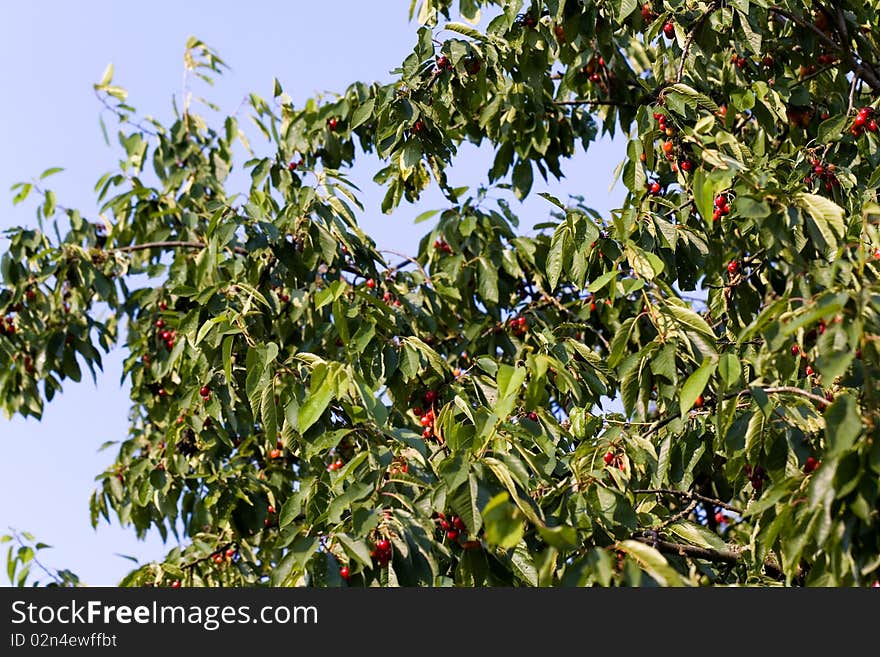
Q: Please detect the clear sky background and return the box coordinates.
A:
[0,1,624,585]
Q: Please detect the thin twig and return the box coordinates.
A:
[380,249,432,286]
[769,5,880,93]
[554,99,638,108]
[113,240,248,256]
[630,534,787,581]
[633,488,743,515]
[642,385,831,440]
[676,3,719,84]
[11,529,63,586]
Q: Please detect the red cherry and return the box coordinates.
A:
[422,428,433,439]
[452,517,465,530]
[269,449,282,459]
[439,519,450,530]
[165,339,175,350]
[662,140,674,154]
[339,566,350,580]
[412,119,425,133]
[171,580,181,588]
[805,365,814,376]
[855,114,867,127]
[411,406,423,417]
[155,319,165,329]
[424,390,438,404]
[727,260,739,275]
[803,457,819,474]
[327,117,339,130]
[213,554,224,565]
[791,344,800,356]
[420,414,433,427]
[603,451,615,465]
[662,22,675,38]
[200,385,210,397]
[365,278,375,289]
[376,539,391,552]
[528,411,539,422]
[680,160,693,172]
[446,529,459,541]
[267,505,275,514]
[649,182,662,195]
[714,512,725,525]
[694,395,704,408]
[158,301,168,311]
[157,388,167,398]
[869,120,878,132]
[334,459,344,469]
[225,548,236,558]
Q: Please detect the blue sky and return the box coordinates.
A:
[0,1,624,585]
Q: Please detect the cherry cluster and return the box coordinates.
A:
[326,456,345,471]
[583,54,607,84]
[803,456,820,474]
[436,512,466,541]
[510,315,529,336]
[0,314,16,336]
[804,157,839,192]
[713,194,732,222]
[744,464,767,490]
[371,538,392,567]
[603,450,625,471]
[851,106,878,137]
[433,237,453,254]
[155,318,176,350]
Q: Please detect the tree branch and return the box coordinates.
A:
[631,534,788,581]
[632,488,743,515]
[113,240,248,256]
[769,5,880,93]
[676,2,719,84]
[642,385,831,440]
[554,99,637,108]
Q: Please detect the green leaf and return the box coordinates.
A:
[449,473,482,535]
[617,0,637,21]
[797,193,845,250]
[680,358,717,416]
[537,524,578,550]
[588,269,617,294]
[817,114,848,143]
[299,364,334,432]
[97,62,114,87]
[39,167,64,180]
[546,222,569,291]
[444,22,486,41]
[261,384,278,442]
[668,520,727,551]
[661,302,716,342]
[482,493,524,549]
[477,257,499,304]
[336,534,373,568]
[718,353,741,388]
[512,159,533,200]
[824,395,861,457]
[616,540,687,587]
